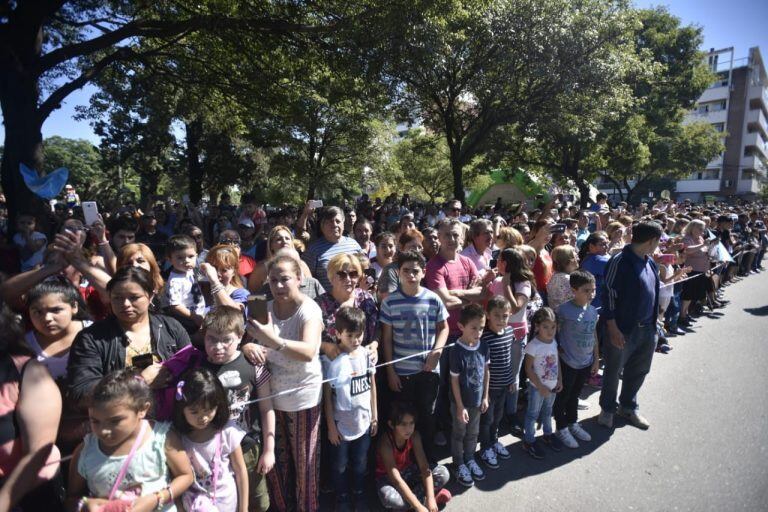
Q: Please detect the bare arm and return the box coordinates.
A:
[230,445,249,512]
[380,436,424,511]
[245,314,322,362]
[256,383,276,475]
[0,262,63,311]
[431,287,463,310]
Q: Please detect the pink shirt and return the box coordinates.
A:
[425,253,478,335]
[461,244,493,275]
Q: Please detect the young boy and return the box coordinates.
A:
[322,306,378,511]
[478,296,514,469]
[380,250,449,462]
[553,270,600,448]
[162,234,205,334]
[13,213,47,271]
[449,303,490,487]
[202,306,276,512]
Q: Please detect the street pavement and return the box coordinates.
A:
[441,270,768,512]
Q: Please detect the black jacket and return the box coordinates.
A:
[67,314,190,403]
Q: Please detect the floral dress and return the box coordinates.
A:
[316,289,379,345]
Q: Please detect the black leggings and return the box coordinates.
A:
[553,361,591,431]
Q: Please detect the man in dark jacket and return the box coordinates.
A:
[598,221,662,430]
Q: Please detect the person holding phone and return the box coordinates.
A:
[66,266,191,406]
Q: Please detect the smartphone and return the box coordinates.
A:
[248,294,269,325]
[82,201,99,226]
[551,223,566,234]
[131,353,154,370]
[309,199,324,209]
[364,268,377,287]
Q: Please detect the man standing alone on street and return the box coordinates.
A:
[598,221,662,430]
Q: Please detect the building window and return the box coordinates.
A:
[712,123,725,132]
[694,169,720,180]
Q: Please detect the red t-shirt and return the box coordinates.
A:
[425,253,478,335]
[239,254,256,280]
[533,249,553,292]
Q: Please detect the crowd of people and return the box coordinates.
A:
[0,187,765,512]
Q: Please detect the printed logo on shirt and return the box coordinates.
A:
[350,373,371,397]
[219,370,242,388]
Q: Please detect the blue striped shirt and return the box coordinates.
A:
[303,236,363,291]
[380,288,448,376]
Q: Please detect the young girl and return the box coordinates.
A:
[522,307,562,460]
[67,369,193,512]
[203,244,250,312]
[371,232,396,278]
[376,402,451,512]
[172,368,249,512]
[546,245,579,311]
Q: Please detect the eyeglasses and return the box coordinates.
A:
[219,239,240,246]
[336,270,360,280]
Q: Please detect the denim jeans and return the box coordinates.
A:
[480,387,507,448]
[450,401,481,465]
[329,431,371,500]
[504,337,525,418]
[599,323,656,414]
[524,386,555,444]
[665,289,681,330]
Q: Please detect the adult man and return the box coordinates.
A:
[598,221,662,430]
[237,218,259,260]
[460,218,494,275]
[136,211,168,261]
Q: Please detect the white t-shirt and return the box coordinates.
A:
[321,350,375,441]
[267,298,323,412]
[523,337,559,390]
[163,269,206,315]
[659,264,674,300]
[25,321,93,380]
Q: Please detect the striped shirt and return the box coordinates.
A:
[481,326,515,390]
[380,288,448,376]
[303,236,363,291]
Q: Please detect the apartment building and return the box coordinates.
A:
[676,46,767,201]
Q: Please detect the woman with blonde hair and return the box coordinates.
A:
[496,226,524,250]
[248,225,313,291]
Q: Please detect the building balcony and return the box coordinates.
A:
[749,84,768,111]
[700,85,730,104]
[737,178,762,194]
[742,155,768,176]
[747,108,768,138]
[675,179,721,193]
[685,108,728,126]
[744,132,768,160]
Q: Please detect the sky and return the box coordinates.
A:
[1,0,767,149]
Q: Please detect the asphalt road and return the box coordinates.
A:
[441,270,768,512]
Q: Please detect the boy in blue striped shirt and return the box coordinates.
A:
[381,250,449,462]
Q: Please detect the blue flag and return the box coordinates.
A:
[19,163,69,199]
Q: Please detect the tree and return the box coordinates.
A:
[597,7,724,203]
[382,0,640,201]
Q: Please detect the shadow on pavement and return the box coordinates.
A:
[744,305,768,316]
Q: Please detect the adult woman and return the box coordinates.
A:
[0,307,63,511]
[249,225,313,291]
[66,266,190,405]
[605,221,627,256]
[679,219,712,326]
[496,226,524,251]
[528,219,554,304]
[244,254,323,512]
[302,207,362,292]
[579,231,610,309]
[181,224,208,266]
[316,254,379,359]
[202,244,250,311]
[117,243,165,293]
[371,232,397,278]
[377,229,424,301]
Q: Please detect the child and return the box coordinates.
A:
[380,250,449,462]
[162,234,205,335]
[13,213,47,271]
[552,271,600,449]
[375,402,451,511]
[67,369,193,511]
[371,232,397,278]
[201,306,276,512]
[478,296,514,469]
[546,244,579,311]
[522,307,563,459]
[321,306,378,510]
[173,367,249,512]
[449,303,490,487]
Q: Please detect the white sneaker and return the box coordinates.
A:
[480,447,499,469]
[466,459,486,481]
[555,428,579,449]
[569,422,592,442]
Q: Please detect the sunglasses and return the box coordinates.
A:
[336,270,360,280]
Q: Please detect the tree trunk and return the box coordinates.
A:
[139,171,159,208]
[450,154,465,203]
[0,20,49,235]
[185,119,204,204]
[577,180,592,208]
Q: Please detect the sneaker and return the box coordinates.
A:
[435,488,452,507]
[467,459,486,481]
[455,464,473,487]
[493,441,511,460]
[507,421,524,438]
[480,447,499,469]
[597,410,614,428]
[522,440,544,460]
[555,428,579,449]
[542,434,563,452]
[587,374,603,388]
[617,409,650,430]
[569,422,592,442]
[434,431,448,447]
[577,399,590,410]
[656,343,672,354]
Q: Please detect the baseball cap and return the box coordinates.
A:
[238,218,255,229]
